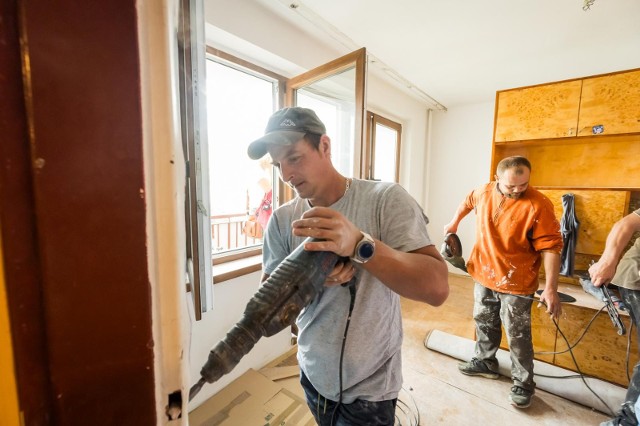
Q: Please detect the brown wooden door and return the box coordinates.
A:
[1,2,157,424]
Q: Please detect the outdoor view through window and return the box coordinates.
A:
[206,59,275,257]
[206,56,355,260]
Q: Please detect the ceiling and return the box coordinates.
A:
[256,0,640,109]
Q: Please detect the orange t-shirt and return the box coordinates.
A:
[464,182,563,295]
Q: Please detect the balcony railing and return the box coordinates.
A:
[211,213,262,254]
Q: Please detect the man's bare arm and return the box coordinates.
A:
[589,212,640,286]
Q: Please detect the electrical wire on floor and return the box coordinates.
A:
[513,293,617,416]
[394,387,420,426]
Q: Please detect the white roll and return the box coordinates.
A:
[424,329,626,414]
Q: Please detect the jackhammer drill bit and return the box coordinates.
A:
[189,237,342,401]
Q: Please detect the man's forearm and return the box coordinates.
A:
[364,242,449,306]
[542,251,560,291]
[444,203,472,234]
[599,214,640,265]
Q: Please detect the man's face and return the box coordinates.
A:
[496,167,530,199]
[267,137,329,200]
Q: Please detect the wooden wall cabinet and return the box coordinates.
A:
[494,80,582,141]
[492,69,640,189]
[578,70,640,136]
[493,134,640,189]
[494,68,640,143]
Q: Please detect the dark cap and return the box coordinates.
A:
[247,107,326,160]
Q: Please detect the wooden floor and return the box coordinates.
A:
[399,274,610,425]
[215,273,614,425]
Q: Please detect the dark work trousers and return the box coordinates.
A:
[619,287,640,407]
[299,370,397,426]
[473,283,536,391]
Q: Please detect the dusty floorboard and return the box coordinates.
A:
[400,274,610,425]
[207,273,615,425]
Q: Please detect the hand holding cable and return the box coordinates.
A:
[538,288,561,320]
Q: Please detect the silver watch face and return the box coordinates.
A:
[354,233,375,263]
[357,241,375,260]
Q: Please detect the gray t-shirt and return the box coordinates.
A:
[262,178,432,403]
[612,209,640,290]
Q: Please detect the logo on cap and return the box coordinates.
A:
[279,119,296,127]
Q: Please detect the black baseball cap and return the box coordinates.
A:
[247,107,326,160]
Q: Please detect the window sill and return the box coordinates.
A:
[213,254,262,284]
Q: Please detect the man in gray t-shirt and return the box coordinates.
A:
[589,208,640,426]
[247,107,449,426]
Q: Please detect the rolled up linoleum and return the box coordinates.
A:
[424,329,625,414]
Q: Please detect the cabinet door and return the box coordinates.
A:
[577,69,640,136]
[494,80,582,142]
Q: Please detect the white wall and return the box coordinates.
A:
[138,0,191,422]
[204,0,342,73]
[426,101,495,275]
[367,74,430,207]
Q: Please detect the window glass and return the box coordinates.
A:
[206,59,276,256]
[373,123,398,182]
[295,67,356,178]
[367,111,401,183]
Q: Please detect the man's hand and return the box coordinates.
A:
[443,221,458,236]
[324,260,356,287]
[538,288,561,320]
[588,259,617,287]
[292,206,362,258]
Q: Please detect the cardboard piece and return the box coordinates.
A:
[189,368,314,426]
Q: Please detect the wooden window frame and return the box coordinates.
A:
[204,49,285,283]
[366,111,402,182]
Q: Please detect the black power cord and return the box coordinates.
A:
[626,322,634,382]
[512,293,616,415]
[330,282,357,426]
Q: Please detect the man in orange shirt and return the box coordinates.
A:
[444,155,563,409]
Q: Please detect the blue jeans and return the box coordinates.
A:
[299,370,397,426]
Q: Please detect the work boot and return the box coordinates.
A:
[509,385,534,408]
[458,357,499,379]
[600,402,638,426]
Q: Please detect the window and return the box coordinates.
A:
[179,0,212,320]
[205,50,284,265]
[287,49,366,180]
[366,111,402,182]
[183,47,366,319]
[294,68,357,178]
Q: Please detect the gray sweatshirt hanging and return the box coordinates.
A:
[559,193,579,277]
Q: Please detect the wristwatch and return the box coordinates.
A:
[351,232,375,264]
